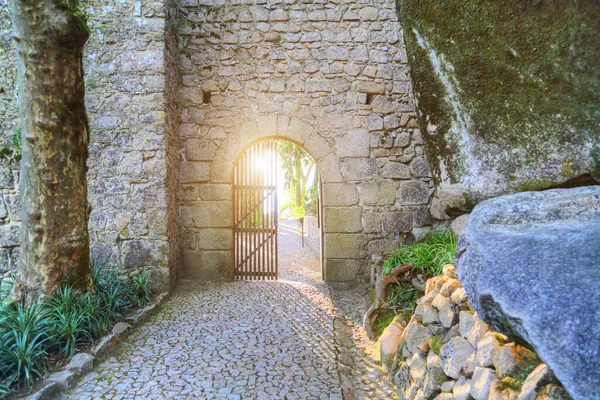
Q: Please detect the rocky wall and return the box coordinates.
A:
[396,0,600,217]
[177,0,433,282]
[0,0,178,291]
[380,265,572,399]
[304,215,320,254]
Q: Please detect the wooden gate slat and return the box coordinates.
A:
[233,140,278,280]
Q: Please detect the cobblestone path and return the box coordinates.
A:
[64,220,396,399]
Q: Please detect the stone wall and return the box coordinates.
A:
[177,0,432,281]
[0,0,180,291]
[304,215,320,254]
[380,265,572,399]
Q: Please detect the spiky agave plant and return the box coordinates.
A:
[130,271,151,308]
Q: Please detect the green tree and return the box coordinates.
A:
[278,141,315,209]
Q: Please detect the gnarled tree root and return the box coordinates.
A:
[363,263,413,341]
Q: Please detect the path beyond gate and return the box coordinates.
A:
[233,141,279,280]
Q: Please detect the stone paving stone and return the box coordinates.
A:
[63,220,396,399]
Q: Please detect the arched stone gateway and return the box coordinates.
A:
[178,0,433,283]
[0,0,434,290]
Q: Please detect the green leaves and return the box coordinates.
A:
[382,229,458,277]
[0,264,152,394]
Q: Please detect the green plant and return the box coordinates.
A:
[387,286,420,310]
[382,229,457,278]
[0,264,151,394]
[290,205,305,221]
[0,304,50,391]
[130,271,151,308]
[11,128,22,155]
[374,309,396,337]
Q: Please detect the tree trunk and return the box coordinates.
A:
[10,0,91,303]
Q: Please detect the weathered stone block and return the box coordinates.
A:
[382,212,412,234]
[322,183,359,206]
[359,181,398,205]
[197,228,233,250]
[323,207,362,233]
[183,250,233,281]
[324,233,365,259]
[184,201,232,228]
[323,259,361,281]
[198,184,231,201]
[335,129,370,158]
[362,211,382,234]
[397,180,430,205]
[185,139,217,161]
[341,158,377,181]
[180,161,210,183]
[382,162,411,179]
[0,224,20,248]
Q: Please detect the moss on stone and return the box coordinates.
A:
[428,334,444,355]
[397,0,600,191]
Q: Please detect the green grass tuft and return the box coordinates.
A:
[382,229,457,278]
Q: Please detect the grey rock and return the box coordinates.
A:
[91,334,117,360]
[439,337,474,379]
[424,352,447,398]
[476,332,501,368]
[470,367,498,400]
[518,363,556,400]
[47,370,76,390]
[452,376,471,400]
[455,187,600,400]
[408,351,427,387]
[26,382,61,400]
[450,214,470,236]
[492,343,519,378]
[398,181,430,205]
[65,353,95,376]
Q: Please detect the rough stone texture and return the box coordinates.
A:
[397,0,600,211]
[0,0,180,291]
[470,366,498,400]
[455,187,600,400]
[177,0,431,281]
[391,265,570,400]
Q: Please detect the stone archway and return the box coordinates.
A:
[177,0,434,284]
[182,116,361,282]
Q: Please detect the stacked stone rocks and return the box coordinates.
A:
[382,265,571,400]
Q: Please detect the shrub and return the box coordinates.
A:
[130,271,151,308]
[0,263,152,395]
[382,229,457,278]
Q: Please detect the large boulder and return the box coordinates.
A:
[397,0,600,210]
[455,187,600,400]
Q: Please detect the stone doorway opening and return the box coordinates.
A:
[232,139,322,282]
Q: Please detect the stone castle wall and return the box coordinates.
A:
[0,0,180,290]
[0,0,434,286]
[177,0,432,281]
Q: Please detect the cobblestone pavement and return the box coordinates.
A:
[64,220,396,399]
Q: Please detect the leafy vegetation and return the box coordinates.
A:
[374,309,396,337]
[10,128,21,156]
[373,229,458,334]
[0,264,151,395]
[382,229,457,278]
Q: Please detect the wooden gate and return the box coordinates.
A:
[233,141,278,280]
